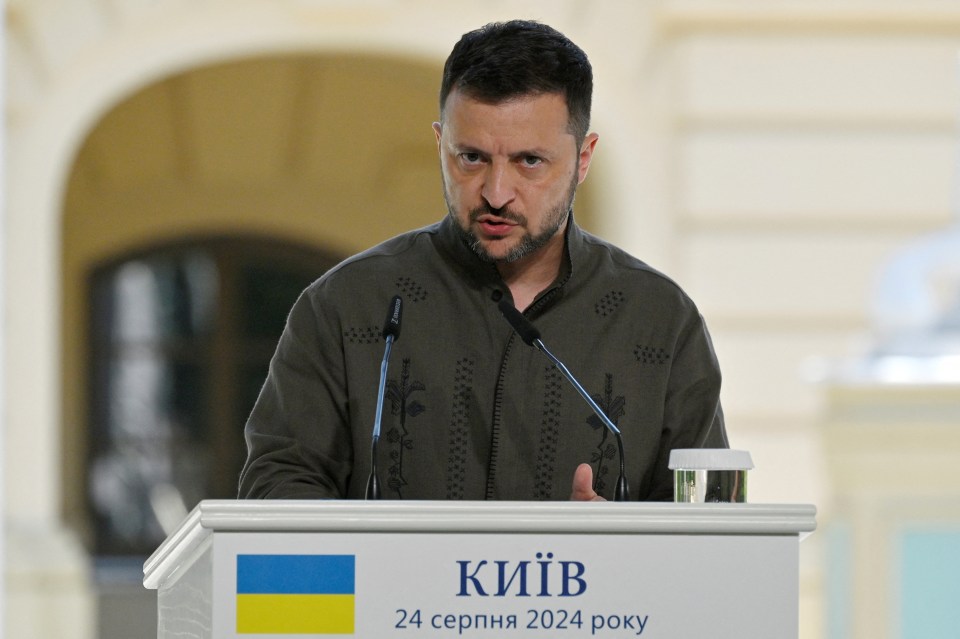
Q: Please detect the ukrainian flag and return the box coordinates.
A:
[236,554,355,634]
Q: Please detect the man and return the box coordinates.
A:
[239,20,727,502]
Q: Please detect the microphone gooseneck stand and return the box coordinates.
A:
[366,295,403,500]
[498,299,630,501]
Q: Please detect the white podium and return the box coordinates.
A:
[144,501,815,638]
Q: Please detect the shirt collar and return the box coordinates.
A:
[435,212,584,308]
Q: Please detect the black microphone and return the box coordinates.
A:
[366,295,403,499]
[498,299,630,501]
[382,295,402,340]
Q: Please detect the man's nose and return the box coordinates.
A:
[480,162,517,211]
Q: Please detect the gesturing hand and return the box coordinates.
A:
[569,463,607,502]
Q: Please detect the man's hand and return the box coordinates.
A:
[569,463,607,501]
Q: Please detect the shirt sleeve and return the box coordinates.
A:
[645,309,728,501]
[238,283,352,499]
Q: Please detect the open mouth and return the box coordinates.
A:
[477,216,517,236]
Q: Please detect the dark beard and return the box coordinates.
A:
[445,173,578,264]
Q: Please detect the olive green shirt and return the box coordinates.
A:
[239,216,727,501]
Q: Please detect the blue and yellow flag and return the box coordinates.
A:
[236,554,355,634]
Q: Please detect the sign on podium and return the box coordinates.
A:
[144,500,816,638]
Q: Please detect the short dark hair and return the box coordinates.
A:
[439,20,593,144]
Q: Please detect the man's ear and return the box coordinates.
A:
[577,132,599,184]
[432,121,443,152]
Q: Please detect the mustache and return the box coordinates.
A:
[468,204,526,225]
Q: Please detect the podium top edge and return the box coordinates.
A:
[194,499,816,531]
[144,501,816,588]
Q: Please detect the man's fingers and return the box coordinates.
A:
[570,463,605,501]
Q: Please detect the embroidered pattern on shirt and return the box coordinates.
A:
[395,276,428,303]
[533,367,563,500]
[587,374,625,495]
[634,345,671,365]
[344,326,381,345]
[446,357,475,500]
[386,358,426,498]
[595,290,625,317]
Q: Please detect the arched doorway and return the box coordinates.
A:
[60,52,444,638]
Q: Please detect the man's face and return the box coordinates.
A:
[433,90,598,264]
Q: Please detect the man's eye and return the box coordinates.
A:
[460,152,482,163]
[522,156,543,167]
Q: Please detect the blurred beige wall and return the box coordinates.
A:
[7,1,960,638]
